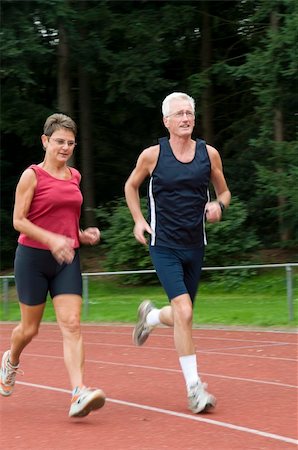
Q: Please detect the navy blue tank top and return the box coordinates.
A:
[148,137,211,249]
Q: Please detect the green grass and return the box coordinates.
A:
[1,269,297,327]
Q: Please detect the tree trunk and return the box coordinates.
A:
[57,24,73,114]
[57,23,75,166]
[200,1,214,145]
[78,67,96,226]
[274,108,290,241]
[271,11,290,242]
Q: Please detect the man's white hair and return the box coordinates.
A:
[162,92,195,117]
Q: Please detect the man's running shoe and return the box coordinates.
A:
[132,300,155,346]
[69,386,106,418]
[0,350,22,397]
[187,382,216,413]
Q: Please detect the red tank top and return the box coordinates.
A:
[18,164,83,249]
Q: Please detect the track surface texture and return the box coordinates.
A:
[1,323,297,450]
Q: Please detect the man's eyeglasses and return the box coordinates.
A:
[48,137,77,148]
[167,110,194,119]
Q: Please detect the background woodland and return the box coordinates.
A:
[1,0,297,271]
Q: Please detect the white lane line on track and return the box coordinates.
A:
[31,334,298,348]
[198,350,297,362]
[16,335,297,352]
[205,342,297,351]
[7,322,294,335]
[82,330,298,344]
[2,322,297,337]
[19,327,298,344]
[16,381,298,446]
[22,338,298,362]
[87,359,298,389]
[23,352,298,389]
[1,325,297,349]
[1,339,296,363]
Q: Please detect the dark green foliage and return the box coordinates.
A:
[96,196,260,285]
[95,198,156,285]
[225,0,298,245]
[1,0,297,269]
[254,141,298,245]
[0,209,18,270]
[204,197,260,267]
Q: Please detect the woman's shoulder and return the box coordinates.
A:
[69,166,81,182]
[22,164,39,177]
[17,165,38,189]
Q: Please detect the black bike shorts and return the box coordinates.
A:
[14,244,82,306]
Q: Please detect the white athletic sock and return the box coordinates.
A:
[179,354,201,390]
[146,308,161,327]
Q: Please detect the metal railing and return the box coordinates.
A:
[1,263,297,322]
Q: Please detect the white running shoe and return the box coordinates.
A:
[187,382,216,413]
[0,350,22,397]
[69,386,106,418]
[132,300,155,346]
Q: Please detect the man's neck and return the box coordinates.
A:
[169,135,194,153]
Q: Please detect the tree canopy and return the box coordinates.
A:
[1,0,297,269]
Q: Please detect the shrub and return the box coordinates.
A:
[204,196,260,267]
[95,198,156,285]
[96,196,259,285]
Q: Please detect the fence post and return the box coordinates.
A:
[285,265,294,322]
[82,274,89,319]
[2,277,9,318]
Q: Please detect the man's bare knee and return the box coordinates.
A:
[59,316,81,336]
[172,298,193,327]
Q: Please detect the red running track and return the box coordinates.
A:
[0,323,297,450]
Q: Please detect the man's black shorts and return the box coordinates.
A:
[149,245,205,302]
